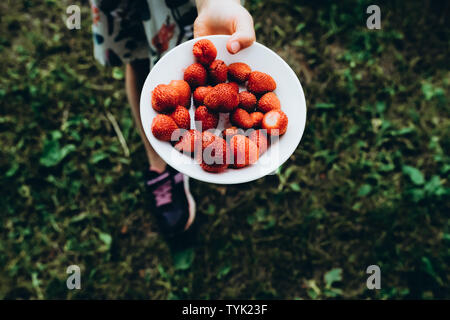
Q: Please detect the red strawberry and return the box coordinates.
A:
[174,129,201,154]
[227,81,240,94]
[262,109,288,136]
[209,60,228,84]
[230,108,254,129]
[229,134,259,168]
[204,83,239,113]
[257,92,281,113]
[201,130,217,149]
[228,62,252,83]
[248,129,268,155]
[200,162,228,173]
[195,105,219,131]
[250,112,264,128]
[151,84,179,113]
[247,71,276,95]
[169,105,190,129]
[201,137,230,173]
[193,39,217,66]
[222,126,245,140]
[151,114,178,141]
[169,80,191,108]
[193,86,213,106]
[184,63,207,88]
[238,91,257,112]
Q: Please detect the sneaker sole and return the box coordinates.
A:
[183,175,196,231]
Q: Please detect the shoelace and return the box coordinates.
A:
[146,171,169,186]
[152,180,172,207]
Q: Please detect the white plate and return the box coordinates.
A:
[140,35,307,184]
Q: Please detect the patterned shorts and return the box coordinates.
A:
[90,0,197,67]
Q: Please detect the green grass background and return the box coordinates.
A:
[0,0,448,299]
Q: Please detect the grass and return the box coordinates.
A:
[0,0,448,299]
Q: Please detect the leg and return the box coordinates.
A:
[91,1,196,236]
[125,59,167,173]
[125,59,196,235]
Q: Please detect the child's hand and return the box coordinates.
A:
[194,0,255,54]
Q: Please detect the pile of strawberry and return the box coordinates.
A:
[151,39,288,173]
